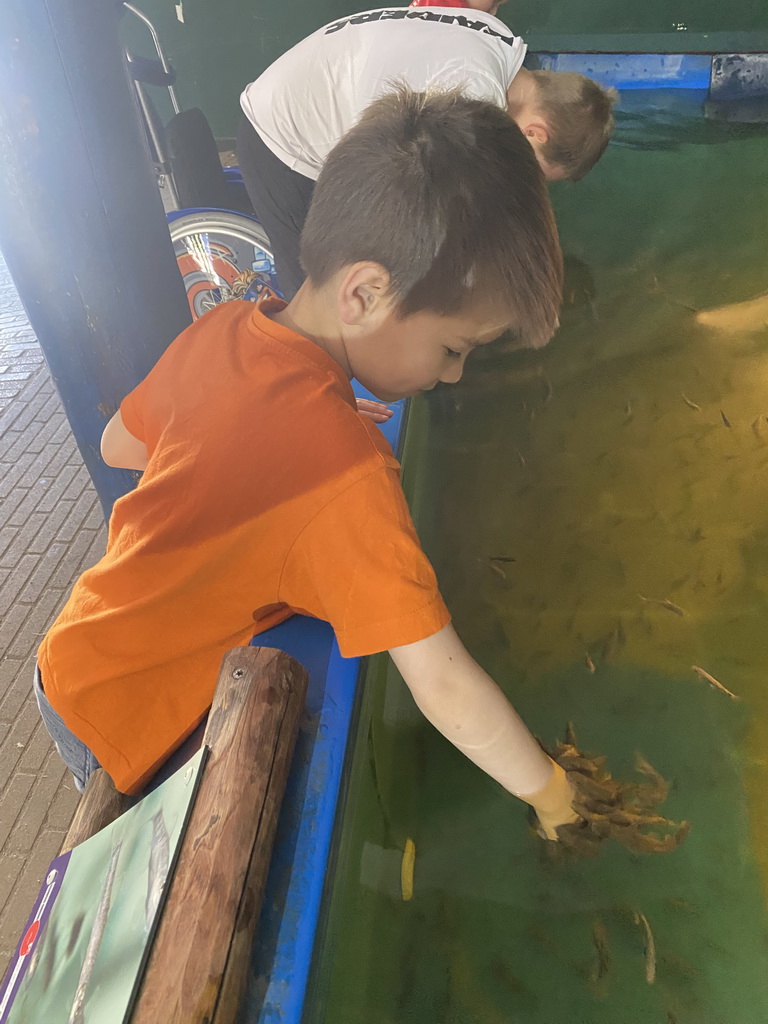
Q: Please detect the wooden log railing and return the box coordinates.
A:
[59,645,308,1024]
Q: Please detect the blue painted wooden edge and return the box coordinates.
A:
[237,386,405,1024]
[535,52,713,89]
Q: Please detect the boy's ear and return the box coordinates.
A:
[521,119,550,145]
[338,262,393,326]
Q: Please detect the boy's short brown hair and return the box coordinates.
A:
[300,88,562,349]
[532,71,618,181]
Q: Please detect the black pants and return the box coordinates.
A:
[236,115,315,301]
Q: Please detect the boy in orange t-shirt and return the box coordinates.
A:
[36,88,578,838]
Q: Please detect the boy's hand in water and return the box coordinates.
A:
[526,761,580,840]
[356,398,394,423]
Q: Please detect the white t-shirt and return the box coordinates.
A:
[240,7,527,180]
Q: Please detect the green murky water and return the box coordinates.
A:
[304,118,768,1023]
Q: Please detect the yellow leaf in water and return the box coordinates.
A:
[401,838,416,902]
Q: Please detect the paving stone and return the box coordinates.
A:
[17,542,67,605]
[61,464,90,503]
[0,855,25,927]
[0,516,46,570]
[0,699,41,791]
[0,604,30,660]
[56,489,102,544]
[29,470,78,518]
[0,489,27,534]
[0,657,34,724]
[4,751,67,856]
[0,453,35,501]
[16,719,56,776]
[0,772,36,854]
[7,589,66,658]
[45,774,81,832]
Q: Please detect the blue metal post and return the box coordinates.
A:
[0,0,192,517]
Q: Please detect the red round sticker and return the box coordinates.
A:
[19,920,40,957]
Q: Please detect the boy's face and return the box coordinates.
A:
[347,303,512,403]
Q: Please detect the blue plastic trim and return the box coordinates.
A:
[237,387,404,1024]
[535,52,713,89]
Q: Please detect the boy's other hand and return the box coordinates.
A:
[356,398,394,424]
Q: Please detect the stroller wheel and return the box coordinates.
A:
[168,211,281,319]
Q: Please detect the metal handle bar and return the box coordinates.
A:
[121,2,180,114]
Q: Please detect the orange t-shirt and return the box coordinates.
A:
[38,298,450,794]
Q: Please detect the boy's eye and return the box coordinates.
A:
[444,347,461,359]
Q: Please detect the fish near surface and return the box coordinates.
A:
[634,911,656,984]
[691,664,740,700]
[639,594,685,617]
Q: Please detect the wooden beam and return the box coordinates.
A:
[129,645,308,1024]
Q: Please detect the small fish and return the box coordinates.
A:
[559,753,605,775]
[625,821,690,854]
[515,448,526,468]
[624,399,633,418]
[543,376,553,405]
[490,555,516,563]
[692,664,740,700]
[591,918,611,981]
[638,595,684,617]
[681,393,701,411]
[633,911,656,984]
[752,416,762,439]
[720,409,732,428]
[565,721,578,747]
[634,754,669,804]
[488,562,508,581]
[401,838,416,901]
[585,653,596,673]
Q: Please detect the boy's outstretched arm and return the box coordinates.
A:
[389,623,578,838]
[101,410,148,471]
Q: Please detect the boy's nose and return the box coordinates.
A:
[441,363,465,385]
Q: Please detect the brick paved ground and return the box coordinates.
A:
[0,253,106,964]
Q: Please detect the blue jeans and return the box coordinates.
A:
[33,666,100,792]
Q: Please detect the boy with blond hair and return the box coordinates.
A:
[238,4,616,298]
[36,89,578,838]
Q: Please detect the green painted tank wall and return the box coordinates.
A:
[124,1,768,139]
